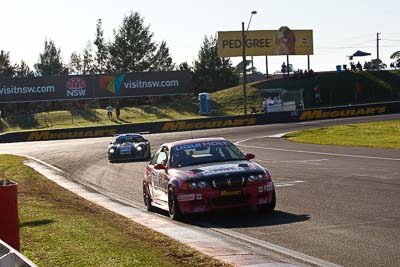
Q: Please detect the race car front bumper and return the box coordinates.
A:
[176,182,274,214]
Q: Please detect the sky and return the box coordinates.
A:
[1,0,399,74]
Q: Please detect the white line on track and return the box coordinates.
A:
[235,140,400,161]
[202,224,343,267]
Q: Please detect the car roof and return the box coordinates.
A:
[164,137,227,148]
[115,133,143,138]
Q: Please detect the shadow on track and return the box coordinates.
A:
[149,207,310,228]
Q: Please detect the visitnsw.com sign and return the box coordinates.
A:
[0,70,191,103]
[218,27,313,57]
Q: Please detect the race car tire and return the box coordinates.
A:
[143,184,154,212]
[145,148,151,160]
[258,187,276,213]
[168,187,182,220]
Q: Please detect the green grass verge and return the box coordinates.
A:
[0,155,229,267]
[285,120,400,148]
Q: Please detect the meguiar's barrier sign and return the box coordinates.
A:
[0,71,191,103]
[1,101,399,143]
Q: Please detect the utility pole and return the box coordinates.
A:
[377,32,381,70]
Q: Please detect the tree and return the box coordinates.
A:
[192,35,239,93]
[34,39,68,76]
[82,42,96,74]
[390,51,400,69]
[94,19,110,73]
[0,50,16,77]
[235,60,253,74]
[151,41,175,71]
[109,11,157,72]
[177,61,192,72]
[363,59,387,70]
[15,60,34,77]
[69,52,83,74]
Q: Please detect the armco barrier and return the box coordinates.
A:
[0,180,20,251]
[0,239,38,267]
[0,101,399,143]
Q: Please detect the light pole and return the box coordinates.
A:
[242,10,257,115]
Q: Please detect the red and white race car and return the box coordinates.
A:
[143,137,276,220]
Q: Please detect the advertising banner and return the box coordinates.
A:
[97,71,191,98]
[0,71,191,103]
[218,27,313,57]
[0,75,95,103]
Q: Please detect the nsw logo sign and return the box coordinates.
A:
[65,77,87,97]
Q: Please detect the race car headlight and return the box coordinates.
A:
[109,148,115,154]
[184,181,209,190]
[197,181,209,189]
[189,182,198,189]
[248,175,257,183]
[247,174,265,184]
[136,146,143,151]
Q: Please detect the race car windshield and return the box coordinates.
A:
[115,135,144,144]
[170,141,245,168]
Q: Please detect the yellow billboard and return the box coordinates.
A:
[218,27,313,57]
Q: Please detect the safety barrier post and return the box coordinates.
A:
[0,179,20,251]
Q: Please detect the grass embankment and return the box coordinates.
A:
[0,155,228,267]
[286,120,400,149]
[255,70,400,107]
[1,70,399,133]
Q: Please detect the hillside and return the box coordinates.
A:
[1,70,399,133]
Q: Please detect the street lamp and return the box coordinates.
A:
[242,10,257,115]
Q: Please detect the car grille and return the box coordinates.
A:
[211,194,250,206]
[211,175,244,191]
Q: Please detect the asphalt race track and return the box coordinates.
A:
[1,114,399,266]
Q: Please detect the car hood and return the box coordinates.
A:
[170,160,264,180]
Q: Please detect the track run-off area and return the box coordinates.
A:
[1,113,399,266]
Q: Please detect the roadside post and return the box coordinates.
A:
[0,179,20,251]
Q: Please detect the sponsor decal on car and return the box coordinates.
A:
[201,166,244,176]
[161,118,257,131]
[27,129,117,141]
[299,106,386,120]
[174,141,229,151]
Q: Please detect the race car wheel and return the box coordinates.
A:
[145,148,151,160]
[259,187,276,213]
[168,187,182,220]
[143,185,153,212]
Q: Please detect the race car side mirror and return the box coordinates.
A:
[154,163,167,171]
[245,153,255,160]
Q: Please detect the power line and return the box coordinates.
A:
[381,39,400,42]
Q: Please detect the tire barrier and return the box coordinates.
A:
[0,180,20,251]
[1,101,399,143]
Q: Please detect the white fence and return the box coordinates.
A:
[264,101,296,113]
[0,239,37,267]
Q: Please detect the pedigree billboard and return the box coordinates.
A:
[218,27,313,57]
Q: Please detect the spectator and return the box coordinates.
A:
[356,61,362,71]
[281,62,287,74]
[314,84,322,104]
[106,104,113,119]
[267,97,274,105]
[115,102,121,120]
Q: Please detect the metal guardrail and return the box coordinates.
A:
[0,239,37,267]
